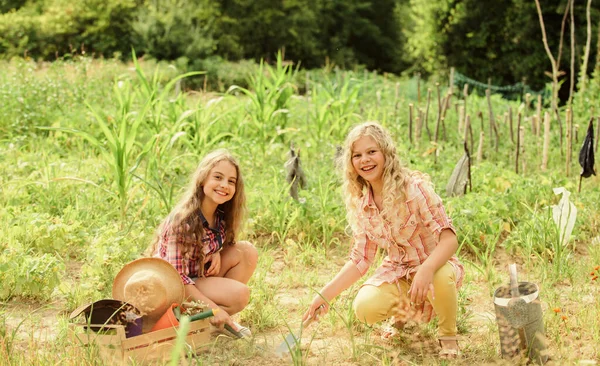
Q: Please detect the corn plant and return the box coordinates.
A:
[180,97,240,154]
[308,75,362,142]
[131,49,205,134]
[41,81,154,221]
[228,51,297,148]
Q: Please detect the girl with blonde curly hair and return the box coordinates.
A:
[303,122,463,358]
[147,149,258,336]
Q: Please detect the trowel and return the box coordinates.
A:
[275,305,324,358]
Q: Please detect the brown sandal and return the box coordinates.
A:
[438,336,461,359]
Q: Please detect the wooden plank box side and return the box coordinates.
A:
[122,319,211,363]
[69,319,211,364]
[68,323,126,364]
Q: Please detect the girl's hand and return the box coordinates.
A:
[409,266,435,305]
[302,296,329,322]
[210,307,234,328]
[205,252,221,277]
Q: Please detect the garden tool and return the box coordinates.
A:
[151,303,218,332]
[493,264,548,364]
[275,305,324,358]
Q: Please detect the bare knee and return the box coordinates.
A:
[229,284,250,315]
[238,241,258,270]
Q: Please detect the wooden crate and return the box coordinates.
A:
[69,318,211,364]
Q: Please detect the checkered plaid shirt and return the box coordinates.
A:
[349,179,464,322]
[153,211,225,285]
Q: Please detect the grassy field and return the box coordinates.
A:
[1,54,600,365]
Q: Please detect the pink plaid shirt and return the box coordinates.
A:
[349,179,464,322]
[153,212,225,285]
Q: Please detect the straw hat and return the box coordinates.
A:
[112,258,184,331]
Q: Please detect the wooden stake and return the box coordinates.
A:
[478,111,485,135]
[554,105,564,154]
[458,106,465,135]
[595,116,599,154]
[519,126,526,174]
[415,116,421,147]
[306,72,311,127]
[486,88,497,149]
[465,115,474,153]
[541,112,550,171]
[568,0,575,106]
[435,83,442,142]
[509,106,514,144]
[441,93,450,141]
[579,0,593,93]
[531,114,539,147]
[449,67,455,94]
[566,108,572,176]
[536,94,542,137]
[503,112,509,145]
[418,108,424,140]
[417,72,421,104]
[477,131,485,162]
[463,84,469,132]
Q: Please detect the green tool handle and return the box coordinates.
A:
[224,324,243,339]
[189,308,217,321]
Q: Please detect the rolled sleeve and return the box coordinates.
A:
[349,232,377,276]
[155,230,194,285]
[416,182,456,240]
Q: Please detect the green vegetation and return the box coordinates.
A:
[1,53,599,364]
[1,0,599,92]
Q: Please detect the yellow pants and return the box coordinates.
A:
[352,262,457,337]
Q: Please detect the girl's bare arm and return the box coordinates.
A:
[303,261,362,321]
[421,228,458,272]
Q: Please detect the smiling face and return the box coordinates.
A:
[351,135,385,189]
[202,160,238,208]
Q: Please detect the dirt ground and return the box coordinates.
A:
[0,250,580,365]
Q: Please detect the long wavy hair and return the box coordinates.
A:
[341,121,428,228]
[146,149,246,268]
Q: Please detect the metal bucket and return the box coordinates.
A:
[493,282,548,364]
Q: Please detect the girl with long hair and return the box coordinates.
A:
[147,149,258,335]
[303,122,463,359]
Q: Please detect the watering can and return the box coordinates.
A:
[493,264,548,364]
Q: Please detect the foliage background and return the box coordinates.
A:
[1,0,600,95]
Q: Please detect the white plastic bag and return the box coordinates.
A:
[551,187,577,246]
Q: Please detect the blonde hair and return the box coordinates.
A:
[147,149,246,268]
[341,121,428,228]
